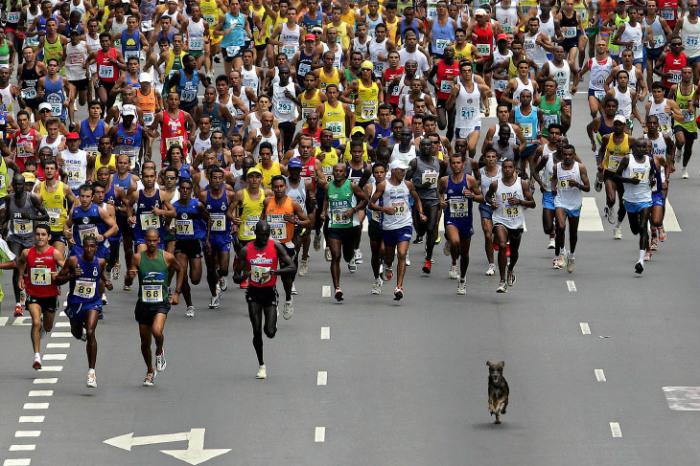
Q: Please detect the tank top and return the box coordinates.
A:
[176,70,199,106]
[539,97,562,136]
[137,249,169,305]
[368,38,389,78]
[160,110,188,159]
[604,133,629,172]
[300,89,322,123]
[474,22,493,58]
[327,179,358,228]
[246,239,278,287]
[135,88,157,127]
[186,18,206,51]
[265,196,294,243]
[70,203,104,247]
[95,154,116,176]
[662,52,686,89]
[648,98,673,134]
[620,22,643,60]
[588,56,613,93]
[435,59,460,100]
[164,49,186,76]
[622,155,652,203]
[134,189,165,241]
[7,192,37,243]
[271,81,296,123]
[381,179,412,230]
[279,22,300,60]
[43,75,66,120]
[682,15,700,59]
[61,149,88,191]
[0,156,7,197]
[390,144,417,166]
[200,0,220,33]
[657,0,679,29]
[370,122,392,149]
[121,29,141,61]
[480,166,502,198]
[321,101,346,143]
[24,246,59,298]
[431,16,454,57]
[239,188,265,240]
[411,156,440,203]
[20,61,41,100]
[444,173,473,229]
[542,152,556,192]
[68,255,101,306]
[96,48,119,82]
[355,80,379,123]
[491,177,525,229]
[554,161,583,210]
[174,198,206,240]
[114,123,142,170]
[514,105,539,145]
[454,79,482,130]
[42,34,63,65]
[560,10,579,43]
[646,16,666,50]
[286,177,307,214]
[675,83,697,132]
[612,85,632,119]
[524,32,547,67]
[65,41,88,82]
[205,188,232,238]
[496,4,519,35]
[316,146,339,184]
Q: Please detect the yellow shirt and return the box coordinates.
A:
[384,16,400,44]
[454,43,474,63]
[604,133,629,172]
[200,0,222,44]
[355,80,379,123]
[165,49,187,76]
[238,188,266,240]
[318,67,340,91]
[315,146,339,184]
[300,89,323,126]
[340,8,356,31]
[343,141,369,162]
[333,21,351,49]
[320,101,346,144]
[95,154,116,176]
[251,4,267,46]
[257,161,282,188]
[40,181,68,232]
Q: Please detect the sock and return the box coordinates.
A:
[569,253,575,259]
[560,247,566,256]
[34,352,40,359]
[638,249,645,262]
[614,221,621,229]
[88,368,95,375]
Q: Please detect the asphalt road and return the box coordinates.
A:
[1,66,700,466]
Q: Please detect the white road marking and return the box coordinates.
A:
[580,197,605,232]
[28,391,53,397]
[62,300,67,307]
[50,332,72,338]
[8,446,35,452]
[579,322,591,335]
[53,322,70,328]
[32,378,57,384]
[610,422,622,438]
[0,316,8,326]
[321,285,331,298]
[314,427,326,443]
[663,387,700,410]
[23,403,49,410]
[3,459,31,466]
[12,317,31,326]
[14,431,41,438]
[37,366,62,372]
[595,369,606,382]
[663,201,682,232]
[317,371,327,386]
[18,416,44,423]
[320,327,330,340]
[46,343,69,349]
[42,354,66,361]
[566,280,577,292]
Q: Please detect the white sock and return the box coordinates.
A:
[88,368,95,375]
[34,352,40,359]
[638,250,645,262]
[561,247,566,256]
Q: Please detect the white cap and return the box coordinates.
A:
[389,160,408,171]
[122,104,137,117]
[38,102,52,111]
[140,72,152,83]
[474,8,488,16]
[613,114,626,124]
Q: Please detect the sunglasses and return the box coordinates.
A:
[40,109,51,113]
[164,176,177,180]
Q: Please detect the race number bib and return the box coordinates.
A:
[608,155,622,170]
[323,166,333,183]
[543,114,558,128]
[210,213,226,232]
[653,34,665,49]
[460,106,476,119]
[78,225,97,243]
[686,35,699,48]
[0,174,5,189]
[30,267,51,286]
[449,198,469,217]
[630,168,648,180]
[562,26,577,38]
[361,105,376,120]
[98,65,114,79]
[439,80,453,93]
[421,170,438,187]
[188,37,203,50]
[391,201,407,215]
[250,265,271,283]
[166,136,184,149]
[142,284,163,303]
[74,279,97,299]
[140,212,160,230]
[12,219,31,235]
[594,90,606,101]
[269,222,286,240]
[7,11,19,22]
[242,215,260,237]
[277,100,293,114]
[669,70,682,83]
[21,88,37,100]
[559,175,573,189]
[47,208,62,227]
[661,9,675,20]
[476,43,491,55]
[331,209,350,225]
[435,39,449,52]
[326,121,343,137]
[504,205,521,217]
[143,112,154,126]
[181,88,197,102]
[520,122,534,139]
[175,219,194,236]
[226,45,240,57]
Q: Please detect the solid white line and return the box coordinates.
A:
[320,327,330,340]
[314,427,326,442]
[37,366,63,372]
[18,416,44,423]
[663,201,682,232]
[321,285,331,298]
[42,354,66,361]
[3,460,31,466]
[0,316,8,326]
[53,322,70,328]
[14,431,41,438]
[580,322,591,335]
[610,422,622,437]
[45,343,69,349]
[33,378,57,384]
[23,403,49,410]
[8,445,35,452]
[28,390,53,397]
[50,332,72,338]
[317,371,328,386]
[566,280,577,292]
[595,369,607,382]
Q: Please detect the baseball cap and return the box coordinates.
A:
[140,72,153,83]
[389,160,408,171]
[361,60,374,70]
[305,34,316,41]
[497,33,508,42]
[22,172,36,183]
[38,102,52,112]
[287,158,303,169]
[474,8,487,16]
[613,115,626,124]
[66,132,80,140]
[247,167,263,177]
[122,104,137,117]
[351,126,365,135]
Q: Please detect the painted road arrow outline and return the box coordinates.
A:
[104,428,231,465]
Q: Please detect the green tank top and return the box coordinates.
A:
[43,35,63,64]
[675,84,698,133]
[137,250,169,305]
[607,14,629,53]
[0,39,9,65]
[0,156,8,198]
[540,97,562,137]
[327,179,357,229]
[345,69,359,112]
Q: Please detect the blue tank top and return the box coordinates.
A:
[43,76,66,121]
[177,70,199,106]
[121,29,141,61]
[201,102,227,134]
[205,188,232,237]
[126,73,141,89]
[178,163,192,179]
[174,198,206,240]
[221,12,246,48]
[62,22,83,37]
[104,182,118,207]
[514,105,539,145]
[113,172,133,192]
[38,14,56,37]
[115,123,143,148]
[157,29,175,44]
[134,189,165,241]
[302,11,323,30]
[297,48,315,87]
[370,122,392,149]
[71,204,104,247]
[67,255,102,306]
[444,173,473,229]
[431,17,455,56]
[400,18,419,42]
[79,119,106,151]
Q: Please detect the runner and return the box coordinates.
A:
[33,159,75,257]
[447,59,491,159]
[598,114,634,239]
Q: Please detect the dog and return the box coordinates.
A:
[487,361,509,424]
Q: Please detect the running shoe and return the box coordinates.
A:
[614,228,622,240]
[371,278,382,294]
[682,168,689,179]
[80,329,87,341]
[485,264,496,276]
[256,365,267,379]
[219,277,228,292]
[185,306,195,318]
[291,283,298,295]
[422,260,431,274]
[547,236,556,249]
[644,251,652,261]
[102,293,108,305]
[405,250,411,266]
[283,300,294,320]
[658,226,667,242]
[33,355,42,370]
[604,206,615,224]
[381,266,394,282]
[143,372,156,386]
[393,286,404,301]
[348,258,357,273]
[14,303,23,317]
[20,290,26,305]
[123,284,131,291]
[239,278,249,289]
[313,232,322,251]
[556,253,567,269]
[448,264,459,279]
[87,373,97,388]
[435,234,442,245]
[443,238,451,256]
[566,257,575,273]
[594,177,603,192]
[497,281,508,293]
[635,261,644,274]
[298,260,308,277]
[507,269,516,286]
[111,265,120,281]
[156,351,166,372]
[354,249,363,264]
[553,257,563,269]
[334,287,343,301]
[457,280,467,295]
[413,235,424,244]
[209,293,221,309]
[650,236,659,251]
[324,247,332,261]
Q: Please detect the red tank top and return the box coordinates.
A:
[96,48,119,83]
[160,110,188,161]
[23,246,60,298]
[13,129,37,171]
[662,52,686,89]
[246,239,278,287]
[385,66,405,105]
[657,0,679,29]
[473,23,493,59]
[435,59,460,100]
[299,155,317,190]
[302,127,322,147]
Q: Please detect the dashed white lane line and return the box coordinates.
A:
[12,317,31,326]
[14,432,40,438]
[320,327,330,340]
[321,285,331,298]
[32,379,57,384]
[579,322,591,335]
[566,280,577,292]
[8,446,35,452]
[3,459,31,465]
[53,322,70,328]
[27,391,53,397]
[45,343,69,349]
[317,371,327,386]
[18,417,44,423]
[49,332,72,338]
[0,316,8,326]
[42,354,66,361]
[595,369,607,382]
[22,403,49,410]
[314,427,326,443]
[610,422,622,438]
[36,366,62,372]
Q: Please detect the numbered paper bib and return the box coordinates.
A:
[142,284,163,303]
[520,122,534,139]
[323,166,333,183]
[175,219,194,236]
[298,63,311,76]
[124,50,139,61]
[449,198,469,217]
[30,267,51,286]
[210,213,226,232]
[47,208,62,227]
[435,38,449,52]
[608,155,622,170]
[21,88,37,100]
[203,15,216,25]
[166,136,184,149]
[653,35,665,48]
[439,80,453,93]
[243,218,259,237]
[250,265,271,283]
[543,114,558,128]
[50,103,62,117]
[7,11,19,22]
[78,225,97,243]
[556,88,566,99]
[562,26,577,38]
[143,112,154,126]
[142,19,153,30]
[661,9,675,20]
[74,279,97,299]
[476,43,491,55]
[687,35,699,48]
[69,53,84,65]
[594,90,606,101]
[269,222,286,240]
[504,205,521,217]
[391,201,407,215]
[181,89,197,102]
[0,174,5,189]
[361,104,376,120]
[460,106,476,119]
[98,65,114,79]
[669,70,682,83]
[277,100,293,114]
[326,121,343,137]
[370,209,381,222]
[140,212,160,230]
[630,168,648,180]
[331,209,350,225]
[559,176,573,189]
[494,79,508,92]
[189,37,203,50]
[421,170,438,187]
[12,219,31,235]
[281,47,296,59]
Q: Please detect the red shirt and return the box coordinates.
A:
[435,59,460,100]
[657,0,679,29]
[160,110,188,161]
[23,246,60,298]
[384,66,405,106]
[246,239,278,287]
[473,22,494,59]
[96,48,119,83]
[13,129,38,172]
[662,52,686,89]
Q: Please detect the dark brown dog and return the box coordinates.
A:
[487,361,509,424]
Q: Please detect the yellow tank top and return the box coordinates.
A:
[604,133,629,172]
[343,141,369,162]
[239,188,266,240]
[165,49,187,76]
[334,22,350,49]
[265,196,294,243]
[454,43,474,63]
[385,17,399,44]
[508,57,519,79]
[251,4,267,45]
[300,89,322,126]
[96,0,110,27]
[256,161,281,188]
[355,80,379,123]
[39,120,48,136]
[40,180,67,232]
[321,101,346,144]
[315,146,339,184]
[0,155,8,198]
[200,0,221,33]
[340,8,356,30]
[95,154,116,176]
[318,67,339,91]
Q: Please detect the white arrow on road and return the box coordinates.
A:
[104,428,230,465]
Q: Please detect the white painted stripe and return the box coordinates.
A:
[9,445,35,452]
[50,332,73,338]
[33,378,57,384]
[12,317,31,326]
[23,403,49,410]
[53,322,70,328]
[663,201,682,232]
[595,369,607,382]
[317,371,327,386]
[320,327,330,340]
[321,285,331,298]
[566,280,577,292]
[42,354,66,361]
[14,431,41,438]
[579,197,605,232]
[28,390,53,397]
[610,422,622,437]
[0,316,8,326]
[18,416,44,423]
[37,366,63,372]
[62,300,67,307]
[46,343,69,349]
[314,427,326,442]
[3,459,31,466]
[580,322,591,335]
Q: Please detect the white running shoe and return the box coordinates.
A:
[209,293,221,309]
[566,257,575,273]
[298,260,308,276]
[185,306,195,318]
[219,277,228,292]
[102,293,108,305]
[348,258,357,272]
[256,365,267,379]
[354,249,363,264]
[87,372,97,388]
[324,247,332,261]
[457,280,467,295]
[448,265,459,279]
[143,372,156,386]
[156,351,166,372]
[371,277,383,294]
[381,266,394,282]
[291,283,298,295]
[283,300,294,320]
[485,264,496,276]
[682,168,689,179]
[497,281,507,293]
[614,228,622,240]
[547,236,556,249]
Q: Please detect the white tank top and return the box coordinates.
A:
[286,177,307,213]
[612,85,632,119]
[622,155,652,203]
[537,11,556,38]
[186,18,206,51]
[381,179,412,230]
[352,36,371,57]
[648,98,672,135]
[368,38,389,77]
[252,130,279,162]
[589,56,613,91]
[240,66,260,95]
[542,153,555,193]
[248,112,262,132]
[513,76,535,103]
[620,22,644,60]
[454,79,482,129]
[491,177,525,229]
[39,135,65,157]
[681,15,700,58]
[524,32,548,67]
[492,49,512,92]
[390,144,417,165]
[480,165,502,198]
[271,81,296,123]
[548,60,572,100]
[644,132,667,159]
[554,161,583,210]
[280,23,300,58]
[496,4,519,34]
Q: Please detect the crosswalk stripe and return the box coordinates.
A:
[579,197,605,232]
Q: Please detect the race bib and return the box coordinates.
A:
[7,11,19,22]
[30,267,51,286]
[166,136,184,149]
[543,114,558,127]
[449,198,469,217]
[50,103,62,117]
[21,88,37,100]
[504,205,521,217]
[520,122,533,139]
[556,88,567,98]
[608,155,622,170]
[630,168,648,180]
[140,212,160,230]
[559,175,572,189]
[331,208,350,225]
[269,222,286,240]
[476,43,491,56]
[143,112,154,126]
[78,225,97,243]
[124,50,139,61]
[660,8,675,20]
[460,106,476,119]
[277,100,293,114]
[653,34,665,49]
[281,46,296,59]
[203,14,216,25]
[98,65,114,79]
[562,26,577,38]
[12,219,31,235]
[326,121,343,137]
[435,38,449,52]
[176,219,194,236]
[74,279,97,299]
[210,213,226,232]
[142,19,153,30]
[594,90,606,101]
[686,35,699,48]
[494,80,508,92]
[421,170,438,187]
[188,37,203,50]
[69,53,84,65]
[323,166,333,183]
[250,265,271,283]
[391,201,407,215]
[226,45,240,57]
[298,63,311,76]
[142,284,163,303]
[181,88,197,102]
[669,70,682,83]
[0,174,5,189]
[47,208,62,227]
[439,80,453,93]
[361,105,376,120]
[242,216,259,237]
